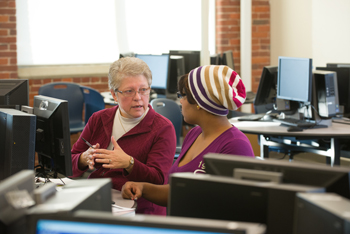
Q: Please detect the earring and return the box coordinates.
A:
[197,105,200,110]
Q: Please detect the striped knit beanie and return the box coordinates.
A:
[188,65,246,116]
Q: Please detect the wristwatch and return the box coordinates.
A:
[126,156,134,170]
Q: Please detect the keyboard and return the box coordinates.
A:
[332,119,350,125]
[236,113,265,121]
[273,118,316,128]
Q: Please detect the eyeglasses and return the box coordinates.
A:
[115,87,151,97]
[177,92,186,99]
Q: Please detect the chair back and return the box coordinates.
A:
[38,82,85,134]
[80,86,105,124]
[151,98,182,147]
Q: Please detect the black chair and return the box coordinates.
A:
[39,82,85,134]
[150,98,182,159]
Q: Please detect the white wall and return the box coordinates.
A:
[270,0,350,67]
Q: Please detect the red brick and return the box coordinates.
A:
[0,29,8,36]
[0,37,16,43]
[91,77,100,83]
[0,16,9,22]
[8,1,16,7]
[0,65,17,71]
[253,6,269,13]
[0,44,7,50]
[0,23,16,29]
[0,9,16,15]
[0,73,10,79]
[0,58,8,65]
[9,72,18,78]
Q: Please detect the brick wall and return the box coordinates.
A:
[216,0,270,94]
[0,0,17,79]
[252,0,270,93]
[216,0,241,73]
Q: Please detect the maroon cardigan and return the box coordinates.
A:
[71,105,176,215]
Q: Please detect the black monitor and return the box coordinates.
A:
[277,57,313,104]
[0,109,36,181]
[119,52,135,58]
[0,79,29,109]
[33,95,72,178]
[294,193,350,234]
[168,172,322,234]
[316,66,350,115]
[169,50,201,74]
[204,153,350,199]
[210,54,222,65]
[135,54,170,95]
[221,50,235,70]
[28,210,266,234]
[254,66,278,113]
[327,63,350,68]
[0,170,35,234]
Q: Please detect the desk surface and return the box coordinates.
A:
[230,119,350,138]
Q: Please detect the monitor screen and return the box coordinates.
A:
[254,66,278,112]
[33,95,72,178]
[29,210,266,234]
[204,153,350,199]
[316,66,350,115]
[277,57,313,103]
[0,79,29,109]
[135,54,170,94]
[221,50,235,70]
[169,50,201,74]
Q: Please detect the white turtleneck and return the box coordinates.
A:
[107,107,149,150]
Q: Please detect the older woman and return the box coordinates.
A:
[122,65,255,206]
[71,57,176,215]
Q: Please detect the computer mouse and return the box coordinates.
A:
[261,114,274,121]
[287,126,303,132]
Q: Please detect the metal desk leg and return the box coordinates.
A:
[260,135,269,159]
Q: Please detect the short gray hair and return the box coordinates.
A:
[108,57,152,91]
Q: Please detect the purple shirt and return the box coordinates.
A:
[169,125,254,174]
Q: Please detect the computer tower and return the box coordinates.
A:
[316,66,350,116]
[312,70,340,118]
[0,109,36,181]
[294,193,350,234]
[166,55,185,100]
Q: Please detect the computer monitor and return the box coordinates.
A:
[0,170,35,234]
[294,193,350,234]
[135,54,170,95]
[254,66,278,113]
[28,210,266,234]
[0,79,29,109]
[327,63,350,68]
[221,50,235,70]
[277,57,313,104]
[119,52,135,58]
[316,66,350,115]
[204,153,350,199]
[0,109,36,181]
[33,95,72,178]
[168,172,322,234]
[169,50,201,74]
[210,54,221,65]
[166,55,185,99]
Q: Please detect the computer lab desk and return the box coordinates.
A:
[229,119,350,166]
